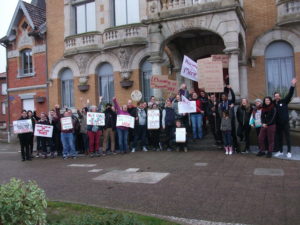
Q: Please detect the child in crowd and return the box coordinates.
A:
[220,110,233,155]
[175,120,188,152]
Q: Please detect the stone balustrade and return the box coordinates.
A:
[277,0,300,25]
[103,25,148,43]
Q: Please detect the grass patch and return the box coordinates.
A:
[47,201,178,225]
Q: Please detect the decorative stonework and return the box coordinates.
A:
[74,54,90,75]
[17,31,33,49]
[8,50,19,59]
[32,45,46,54]
[118,48,130,70]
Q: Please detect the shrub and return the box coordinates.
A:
[0,178,47,225]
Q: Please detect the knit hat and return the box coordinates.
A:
[255,99,263,104]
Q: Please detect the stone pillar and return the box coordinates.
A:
[150,60,163,99]
[227,50,241,99]
[239,62,248,99]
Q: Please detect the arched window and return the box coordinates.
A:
[140,60,153,102]
[98,63,114,103]
[265,41,295,96]
[114,0,139,26]
[61,69,74,108]
[21,49,33,76]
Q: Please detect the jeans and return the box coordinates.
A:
[61,132,77,157]
[190,114,203,139]
[222,131,232,146]
[165,125,175,148]
[132,125,147,149]
[87,130,101,153]
[117,128,128,153]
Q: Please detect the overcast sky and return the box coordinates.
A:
[0,0,31,73]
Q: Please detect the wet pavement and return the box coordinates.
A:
[0,143,300,225]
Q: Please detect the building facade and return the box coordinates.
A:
[0,72,8,131]
[0,0,47,124]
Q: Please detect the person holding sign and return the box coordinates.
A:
[102,102,117,155]
[162,99,176,151]
[17,110,32,161]
[148,103,162,151]
[36,112,50,159]
[113,97,131,154]
[132,102,148,153]
[175,120,188,152]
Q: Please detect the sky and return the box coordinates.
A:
[0,0,31,73]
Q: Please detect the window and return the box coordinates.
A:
[114,0,140,26]
[98,63,114,103]
[61,69,74,108]
[76,1,96,34]
[1,83,7,95]
[21,49,33,76]
[265,41,295,96]
[1,102,6,114]
[23,99,34,111]
[286,1,300,14]
[140,60,153,102]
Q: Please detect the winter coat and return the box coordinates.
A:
[275,86,295,124]
[261,104,277,126]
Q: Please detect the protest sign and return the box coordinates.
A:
[150,75,168,89]
[116,115,135,128]
[198,58,223,93]
[34,124,53,137]
[87,112,105,126]
[180,55,198,81]
[178,95,196,114]
[176,128,186,143]
[13,119,33,134]
[147,109,160,129]
[212,54,229,68]
[61,117,73,130]
[166,79,178,93]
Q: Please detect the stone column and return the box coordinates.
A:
[239,62,248,99]
[150,60,163,99]
[227,50,241,99]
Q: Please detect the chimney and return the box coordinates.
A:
[31,0,46,9]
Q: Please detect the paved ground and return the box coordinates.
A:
[0,143,300,225]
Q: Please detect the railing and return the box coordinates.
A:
[286,1,300,14]
[103,25,148,43]
[65,32,102,52]
[277,0,300,25]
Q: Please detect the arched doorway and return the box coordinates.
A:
[164,29,226,95]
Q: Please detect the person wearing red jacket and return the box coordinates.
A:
[190,92,204,140]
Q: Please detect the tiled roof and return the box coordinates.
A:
[23,1,46,29]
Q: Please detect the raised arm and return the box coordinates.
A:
[284,78,297,104]
[113,97,121,113]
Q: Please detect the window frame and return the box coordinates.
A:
[140,60,153,102]
[75,0,96,34]
[113,0,140,26]
[20,49,34,77]
[1,102,6,115]
[98,63,114,103]
[1,83,7,95]
[60,69,74,108]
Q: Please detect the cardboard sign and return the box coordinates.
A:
[212,54,229,68]
[13,119,33,134]
[87,112,105,126]
[166,79,178,93]
[147,109,160,129]
[180,55,198,81]
[176,128,186,143]
[150,75,168,89]
[198,58,224,93]
[34,124,53,137]
[61,117,73,130]
[116,115,135,128]
[178,95,197,114]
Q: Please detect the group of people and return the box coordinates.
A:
[17,78,297,161]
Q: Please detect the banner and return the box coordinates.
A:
[34,124,53,137]
[180,55,198,81]
[147,109,160,129]
[166,79,178,93]
[176,128,186,143]
[198,58,224,93]
[212,54,229,68]
[116,115,135,128]
[150,75,178,93]
[87,112,105,126]
[13,119,33,134]
[178,95,196,114]
[61,117,73,130]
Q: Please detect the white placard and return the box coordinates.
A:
[116,115,135,128]
[176,128,186,143]
[147,109,160,129]
[61,117,73,130]
[180,55,198,81]
[87,112,105,126]
[178,95,197,114]
[13,119,33,134]
[34,124,53,137]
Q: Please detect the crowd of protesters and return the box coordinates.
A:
[17,78,297,161]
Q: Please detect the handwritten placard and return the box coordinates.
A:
[147,109,160,129]
[87,112,105,126]
[212,54,229,68]
[61,117,73,130]
[150,75,168,89]
[178,96,197,114]
[13,119,33,134]
[116,115,135,128]
[180,55,198,81]
[176,128,186,143]
[34,124,53,137]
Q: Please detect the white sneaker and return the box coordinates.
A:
[225,150,229,155]
[131,148,136,153]
[229,150,233,155]
[287,152,292,158]
[274,152,283,157]
[142,147,148,152]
